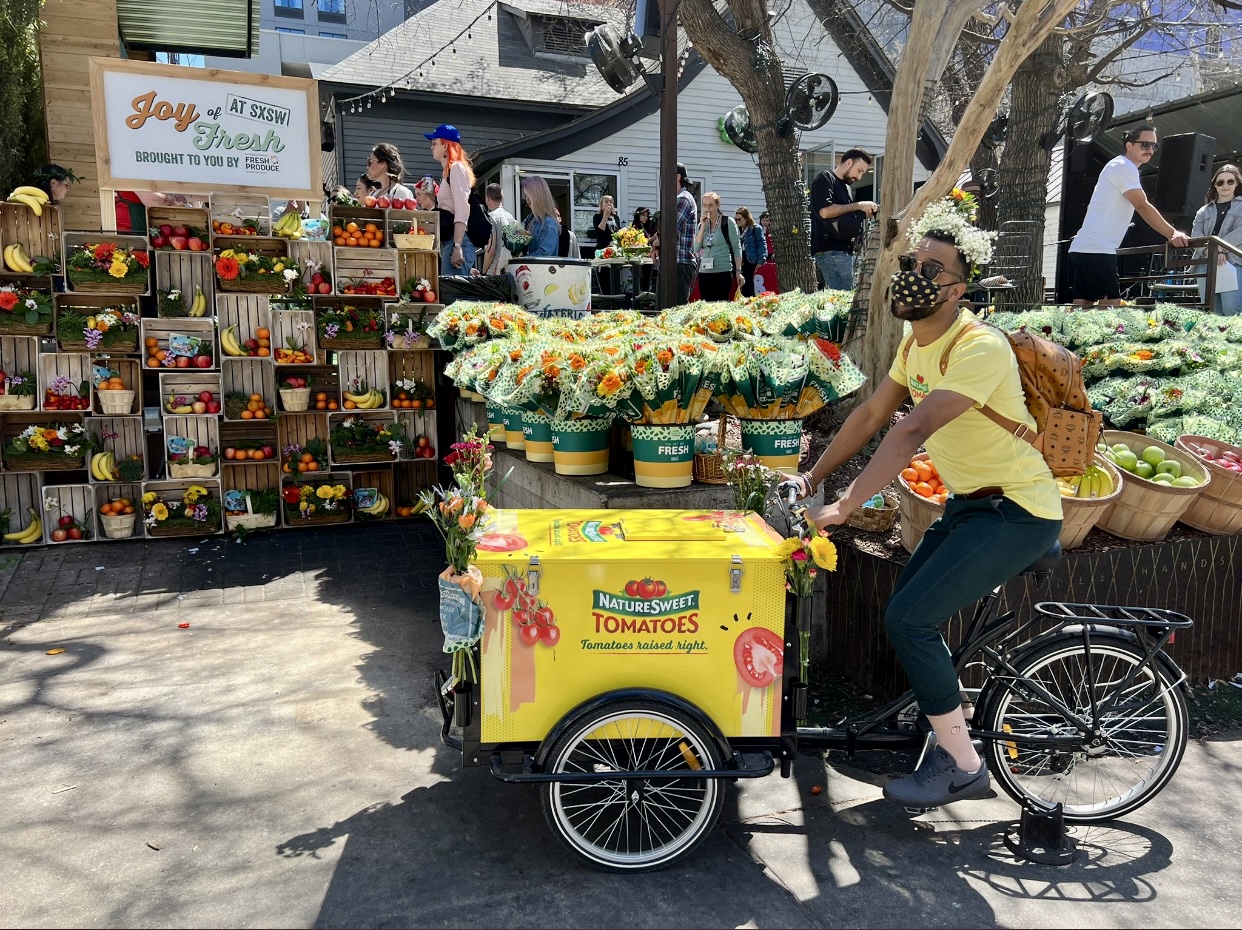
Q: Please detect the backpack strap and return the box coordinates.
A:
[937,319,1040,446]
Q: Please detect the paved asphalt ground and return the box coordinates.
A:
[2,522,1240,928]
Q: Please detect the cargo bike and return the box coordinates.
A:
[436,497,1194,872]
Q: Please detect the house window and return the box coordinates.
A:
[275,26,305,34]
[541,18,595,58]
[573,173,618,245]
[275,0,304,17]
[318,0,347,24]
[319,31,347,38]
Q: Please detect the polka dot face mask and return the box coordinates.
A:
[888,268,944,320]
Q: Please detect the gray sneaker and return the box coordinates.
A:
[883,746,991,807]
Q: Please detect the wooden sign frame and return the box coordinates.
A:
[88,57,322,200]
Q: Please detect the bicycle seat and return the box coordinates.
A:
[1021,540,1062,576]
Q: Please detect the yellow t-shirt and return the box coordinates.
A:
[888,310,1063,521]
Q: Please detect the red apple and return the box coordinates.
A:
[244,338,259,351]
[224,448,236,460]
[175,356,191,369]
[363,196,377,208]
[169,236,187,251]
[67,527,83,540]
[261,445,274,458]
[311,272,324,285]
[172,225,188,237]
[377,196,391,209]
[187,237,205,251]
[159,224,174,237]
[194,355,212,368]
[198,391,213,403]
[152,235,167,249]
[317,282,332,294]
[51,529,68,542]
[191,401,207,414]
[59,515,75,527]
[206,400,221,414]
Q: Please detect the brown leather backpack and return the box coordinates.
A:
[902,321,1103,477]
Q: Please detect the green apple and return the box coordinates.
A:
[1150,471,1175,484]
[1171,475,1200,488]
[1134,461,1155,479]
[1114,449,1139,472]
[1141,445,1166,467]
[1156,460,1182,479]
[1103,450,1118,465]
[1111,443,1131,455]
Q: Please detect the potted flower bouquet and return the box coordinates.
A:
[329,415,405,464]
[386,305,436,350]
[66,242,149,294]
[3,422,94,471]
[214,248,298,294]
[0,286,53,335]
[0,370,37,411]
[143,485,222,537]
[56,305,140,353]
[317,303,385,350]
[613,225,649,258]
[282,480,352,524]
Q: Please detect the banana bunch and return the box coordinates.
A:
[7,185,49,216]
[3,242,34,273]
[273,210,305,240]
[344,388,385,409]
[1056,464,1114,499]
[3,509,43,545]
[91,451,118,482]
[220,324,246,357]
[188,286,207,317]
[166,393,194,414]
[358,492,390,517]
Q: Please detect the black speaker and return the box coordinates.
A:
[1155,132,1216,217]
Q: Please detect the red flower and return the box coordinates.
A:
[0,291,17,312]
[791,548,807,561]
[93,243,112,261]
[814,338,842,363]
[215,256,241,281]
[133,250,149,268]
[282,486,302,505]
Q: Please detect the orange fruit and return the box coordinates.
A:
[146,357,160,368]
[257,338,270,348]
[344,400,356,409]
[332,226,344,237]
[345,236,358,247]
[315,400,327,410]
[100,503,113,516]
[364,222,377,233]
[249,393,261,402]
[300,453,314,463]
[315,392,327,401]
[306,462,318,472]
[912,481,933,498]
[334,236,346,247]
[368,238,381,248]
[145,337,158,348]
[254,409,267,420]
[283,463,292,474]
[123,506,134,515]
[327,401,338,410]
[900,467,919,483]
[241,409,254,419]
[257,347,270,358]
[257,327,270,338]
[297,462,308,472]
[346,221,359,233]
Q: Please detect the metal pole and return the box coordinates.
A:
[658,0,679,311]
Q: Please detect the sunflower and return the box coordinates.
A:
[151,503,169,521]
[215,256,241,281]
[774,537,801,560]
[809,535,838,571]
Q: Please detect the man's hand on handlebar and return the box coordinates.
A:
[803,499,851,529]
[777,474,813,502]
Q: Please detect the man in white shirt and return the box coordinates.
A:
[482,182,516,275]
[1068,124,1189,307]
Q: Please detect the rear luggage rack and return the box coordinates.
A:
[1034,602,1194,629]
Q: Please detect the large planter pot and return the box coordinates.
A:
[522,412,554,463]
[738,418,803,472]
[485,402,506,443]
[500,405,525,450]
[551,417,611,476]
[629,423,694,488]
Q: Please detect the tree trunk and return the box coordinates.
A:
[679,0,817,294]
[993,33,1062,310]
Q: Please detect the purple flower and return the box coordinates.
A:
[190,503,208,522]
[324,323,340,340]
[84,328,104,349]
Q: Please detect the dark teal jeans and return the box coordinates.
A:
[885,495,1062,715]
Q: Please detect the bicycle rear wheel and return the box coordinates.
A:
[978,634,1187,822]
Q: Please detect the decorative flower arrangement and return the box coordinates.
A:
[501,222,533,257]
[0,369,36,410]
[3,422,95,470]
[94,426,145,481]
[56,306,140,351]
[43,375,90,411]
[157,287,188,317]
[317,303,384,347]
[143,485,222,535]
[777,521,838,686]
[906,190,995,277]
[66,242,149,289]
[329,416,405,462]
[613,226,649,254]
[0,285,53,332]
[214,248,299,292]
[723,451,782,513]
[392,377,434,408]
[290,260,333,299]
[386,305,437,349]
[442,425,495,498]
[281,436,328,474]
[281,481,352,522]
[166,436,219,478]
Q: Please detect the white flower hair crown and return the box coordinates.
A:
[907,189,996,277]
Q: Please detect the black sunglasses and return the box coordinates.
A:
[1215,178,1237,186]
[1135,140,1159,152]
[899,253,962,283]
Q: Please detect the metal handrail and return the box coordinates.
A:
[1116,236,1242,306]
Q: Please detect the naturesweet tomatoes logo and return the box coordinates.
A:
[908,372,929,402]
[592,578,701,634]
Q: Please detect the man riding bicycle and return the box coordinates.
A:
[785,213,1063,808]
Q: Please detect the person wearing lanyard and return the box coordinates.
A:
[692,192,742,301]
[1191,164,1242,316]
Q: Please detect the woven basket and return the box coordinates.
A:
[319,334,384,351]
[169,462,219,478]
[2,452,85,471]
[60,334,139,353]
[1097,431,1210,541]
[693,417,729,485]
[279,387,311,412]
[394,233,435,250]
[97,390,136,415]
[0,318,52,336]
[840,487,900,533]
[225,512,277,530]
[149,519,220,537]
[1175,434,1242,535]
[218,276,288,295]
[284,508,350,525]
[100,512,138,539]
[0,395,37,410]
[896,452,945,553]
[67,272,147,295]
[1058,455,1124,550]
[332,451,394,465]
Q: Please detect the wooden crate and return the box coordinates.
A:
[91,356,143,416]
[328,410,398,465]
[93,482,144,541]
[395,410,439,463]
[287,239,332,269]
[348,465,395,522]
[281,470,353,527]
[269,308,317,364]
[63,231,151,296]
[221,357,276,422]
[385,302,442,350]
[141,477,224,538]
[213,236,291,297]
[147,206,210,240]
[389,351,440,406]
[328,205,386,242]
[217,294,271,343]
[52,293,142,353]
[0,336,40,408]
[163,415,220,479]
[220,423,279,466]
[222,463,282,529]
[0,412,87,474]
[313,295,387,351]
[209,193,271,237]
[141,318,217,371]
[39,352,93,413]
[393,461,436,511]
[41,483,96,545]
[276,364,340,412]
[153,250,215,310]
[158,371,222,416]
[0,201,62,267]
[338,350,389,409]
[87,417,147,484]
[0,472,44,547]
[396,250,439,302]
[333,247,398,297]
[276,412,330,468]
[387,208,440,253]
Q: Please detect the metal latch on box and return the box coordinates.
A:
[730,555,743,593]
[527,556,541,596]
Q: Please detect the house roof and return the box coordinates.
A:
[319,0,624,108]
[1105,83,1242,165]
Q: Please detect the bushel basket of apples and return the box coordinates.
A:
[1097,430,1210,542]
[278,375,311,411]
[1176,434,1242,535]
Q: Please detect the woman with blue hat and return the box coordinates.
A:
[427,124,477,275]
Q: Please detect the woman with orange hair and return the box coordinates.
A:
[428,124,477,275]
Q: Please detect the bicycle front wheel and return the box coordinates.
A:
[978,634,1188,822]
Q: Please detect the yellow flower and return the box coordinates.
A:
[142,491,157,506]
[774,537,800,560]
[188,485,208,497]
[29,434,49,451]
[809,536,838,571]
[108,259,128,278]
[300,501,309,511]
[316,485,333,499]
[332,485,346,499]
[151,503,169,521]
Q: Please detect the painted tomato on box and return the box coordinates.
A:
[471,508,788,743]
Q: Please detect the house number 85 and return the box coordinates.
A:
[617,157,629,166]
